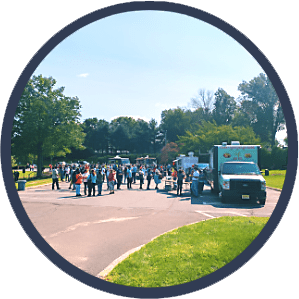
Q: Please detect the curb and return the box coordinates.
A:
[96,219,205,280]
[266,186,282,192]
[97,245,145,279]
[26,183,52,189]
[21,181,70,190]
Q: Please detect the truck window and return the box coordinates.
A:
[222,163,260,175]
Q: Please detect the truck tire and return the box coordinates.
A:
[221,195,228,203]
[259,198,266,205]
[220,189,228,203]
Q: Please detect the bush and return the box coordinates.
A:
[260,146,288,170]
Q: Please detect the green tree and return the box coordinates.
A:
[238,73,285,147]
[160,108,192,143]
[149,118,159,154]
[11,75,85,177]
[212,88,236,125]
[83,118,109,155]
[178,121,261,154]
[131,119,151,154]
[110,116,137,153]
[11,156,17,168]
[83,117,99,152]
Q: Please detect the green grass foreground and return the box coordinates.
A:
[262,169,286,190]
[106,216,268,287]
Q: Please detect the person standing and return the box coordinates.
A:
[82,169,89,195]
[59,166,64,182]
[127,166,132,189]
[139,168,144,189]
[146,168,152,190]
[52,166,60,190]
[75,169,83,196]
[123,166,127,184]
[191,166,200,197]
[116,166,123,189]
[101,165,106,183]
[108,169,116,194]
[65,165,70,182]
[13,170,20,182]
[96,168,103,196]
[198,169,205,195]
[106,167,110,190]
[132,164,137,183]
[177,169,185,196]
[87,169,97,197]
[154,170,162,190]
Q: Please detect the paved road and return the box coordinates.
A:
[18,179,280,277]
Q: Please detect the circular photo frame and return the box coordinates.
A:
[1,1,297,298]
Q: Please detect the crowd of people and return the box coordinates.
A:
[51,162,207,198]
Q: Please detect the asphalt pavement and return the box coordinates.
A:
[18,178,280,277]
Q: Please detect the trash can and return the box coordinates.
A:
[17,180,27,191]
[265,169,269,176]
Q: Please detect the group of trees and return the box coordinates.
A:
[11,75,85,177]
[160,73,285,151]
[81,116,164,156]
[11,73,287,176]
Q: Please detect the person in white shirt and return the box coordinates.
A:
[82,169,89,195]
[191,166,200,197]
[52,166,60,190]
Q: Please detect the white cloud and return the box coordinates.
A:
[77,73,89,78]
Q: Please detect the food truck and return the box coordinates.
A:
[136,156,157,168]
[207,141,266,204]
[173,152,199,172]
[108,155,130,166]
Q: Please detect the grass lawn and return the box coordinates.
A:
[14,171,53,189]
[262,169,286,190]
[13,171,37,180]
[15,178,53,189]
[106,216,268,287]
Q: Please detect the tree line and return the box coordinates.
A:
[11,73,286,176]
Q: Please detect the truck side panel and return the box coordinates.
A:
[213,146,219,192]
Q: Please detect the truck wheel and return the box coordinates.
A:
[220,190,228,203]
[221,195,228,203]
[259,199,266,205]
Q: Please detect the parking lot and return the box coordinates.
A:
[18,180,280,277]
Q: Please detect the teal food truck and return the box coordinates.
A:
[207,142,266,205]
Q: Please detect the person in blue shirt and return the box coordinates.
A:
[127,166,132,189]
[87,169,97,197]
[132,164,137,183]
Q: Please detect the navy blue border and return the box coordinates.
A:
[1,1,297,298]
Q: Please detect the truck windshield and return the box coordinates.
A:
[222,163,260,175]
[121,159,130,165]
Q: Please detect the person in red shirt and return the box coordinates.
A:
[172,168,178,180]
[108,169,116,194]
[75,169,83,196]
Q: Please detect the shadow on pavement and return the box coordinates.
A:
[191,191,264,209]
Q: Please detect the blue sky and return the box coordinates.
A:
[34,11,265,125]
[34,11,285,144]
